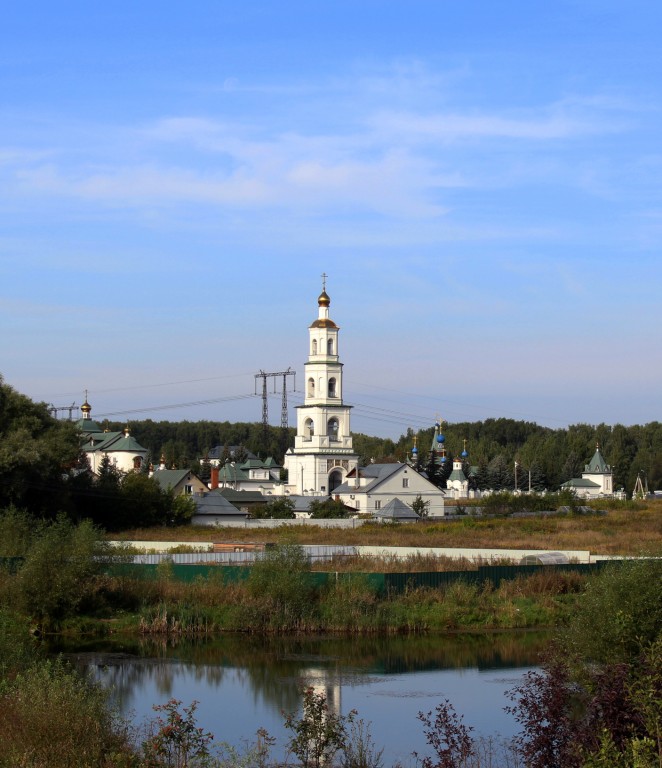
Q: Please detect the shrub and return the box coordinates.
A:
[16,516,110,629]
[0,658,136,767]
[284,687,356,768]
[341,718,384,768]
[414,699,475,768]
[244,544,318,631]
[563,558,662,664]
[0,505,38,556]
[142,698,213,768]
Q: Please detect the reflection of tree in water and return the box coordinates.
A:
[59,631,550,718]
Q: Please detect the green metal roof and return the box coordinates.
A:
[75,417,104,433]
[151,469,191,490]
[584,446,611,473]
[561,478,601,488]
[218,464,249,481]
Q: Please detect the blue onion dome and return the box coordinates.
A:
[441,455,447,463]
[461,449,468,458]
[412,445,418,454]
[436,433,445,444]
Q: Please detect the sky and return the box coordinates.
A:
[2,1,661,439]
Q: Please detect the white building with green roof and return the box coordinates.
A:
[76,397,148,474]
[561,443,615,498]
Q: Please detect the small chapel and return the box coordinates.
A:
[561,443,615,498]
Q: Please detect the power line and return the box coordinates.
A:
[37,372,256,400]
[94,393,258,419]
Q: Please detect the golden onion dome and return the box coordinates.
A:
[318,290,330,307]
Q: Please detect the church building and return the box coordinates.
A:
[561,443,615,498]
[283,282,359,495]
[76,396,148,474]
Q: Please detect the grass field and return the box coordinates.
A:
[112,499,662,556]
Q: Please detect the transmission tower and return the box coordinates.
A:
[48,402,78,420]
[254,368,296,454]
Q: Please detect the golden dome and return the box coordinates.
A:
[318,290,330,307]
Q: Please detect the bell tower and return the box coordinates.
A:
[284,277,358,495]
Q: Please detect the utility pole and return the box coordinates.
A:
[254,368,296,455]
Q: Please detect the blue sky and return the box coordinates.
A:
[2,1,661,439]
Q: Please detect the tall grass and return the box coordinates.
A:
[0,658,136,767]
[311,552,477,573]
[112,500,662,555]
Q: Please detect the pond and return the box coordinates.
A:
[62,632,550,766]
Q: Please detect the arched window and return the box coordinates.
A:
[328,377,337,397]
[327,417,339,440]
[327,338,334,355]
[307,377,315,397]
[305,418,314,437]
[133,456,142,470]
[312,339,318,355]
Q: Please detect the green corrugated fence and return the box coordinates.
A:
[104,560,612,594]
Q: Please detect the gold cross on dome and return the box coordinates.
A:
[321,272,328,291]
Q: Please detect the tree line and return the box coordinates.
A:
[3,374,661,511]
[110,415,662,495]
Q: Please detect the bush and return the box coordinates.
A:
[244,544,318,631]
[0,658,136,767]
[308,499,348,519]
[0,506,38,556]
[0,609,37,682]
[563,558,662,664]
[15,517,110,629]
[414,699,475,768]
[284,687,356,768]
[142,698,213,767]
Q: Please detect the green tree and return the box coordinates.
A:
[0,377,80,518]
[15,517,112,629]
[170,494,196,526]
[410,494,430,519]
[251,497,295,519]
[308,498,347,518]
[488,454,514,491]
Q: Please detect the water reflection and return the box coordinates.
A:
[57,632,550,766]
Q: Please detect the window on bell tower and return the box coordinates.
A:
[328,338,334,355]
[312,339,317,355]
[327,417,339,440]
[328,377,337,397]
[307,378,315,397]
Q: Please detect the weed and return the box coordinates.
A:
[415,699,475,768]
[142,698,213,768]
[284,687,356,768]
